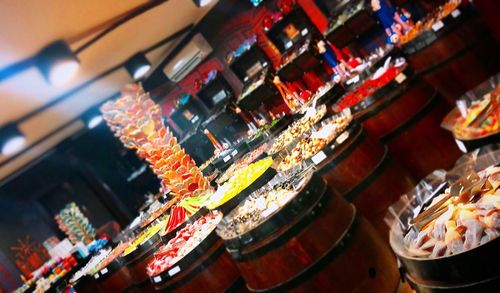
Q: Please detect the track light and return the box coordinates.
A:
[125,53,151,80]
[0,123,26,156]
[37,40,79,86]
[193,0,216,7]
[82,106,104,129]
[87,116,104,129]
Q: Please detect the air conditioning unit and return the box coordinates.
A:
[163,33,213,82]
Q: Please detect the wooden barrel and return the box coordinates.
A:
[390,206,500,292]
[222,172,400,292]
[150,231,244,292]
[354,74,462,180]
[120,233,164,291]
[315,123,415,236]
[94,257,134,293]
[402,7,500,103]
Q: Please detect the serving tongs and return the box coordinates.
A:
[409,171,489,232]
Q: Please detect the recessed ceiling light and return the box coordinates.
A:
[193,0,216,8]
[87,116,104,129]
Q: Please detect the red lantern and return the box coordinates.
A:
[278,0,295,14]
[263,15,273,31]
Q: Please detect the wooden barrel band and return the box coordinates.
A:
[247,213,360,293]
[343,147,391,202]
[380,91,439,144]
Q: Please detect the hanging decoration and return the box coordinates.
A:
[11,236,50,278]
[55,202,95,245]
[100,84,211,198]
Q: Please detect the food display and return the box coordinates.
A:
[178,193,212,214]
[216,143,269,185]
[123,220,166,256]
[242,143,269,165]
[94,242,129,272]
[307,81,337,104]
[248,119,279,140]
[162,205,187,235]
[335,63,406,112]
[442,83,500,140]
[19,255,79,293]
[141,198,178,228]
[268,105,327,155]
[402,166,500,258]
[146,212,222,277]
[217,170,312,240]
[279,38,313,68]
[206,157,274,209]
[199,153,217,171]
[70,248,111,283]
[238,69,267,103]
[399,0,461,45]
[101,85,211,198]
[278,115,352,171]
[326,0,365,33]
[217,188,295,240]
[216,161,248,185]
[278,137,327,170]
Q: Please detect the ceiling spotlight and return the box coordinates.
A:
[87,116,104,129]
[82,106,105,130]
[193,0,216,8]
[125,53,151,80]
[37,40,79,86]
[0,123,26,156]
